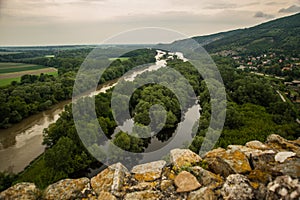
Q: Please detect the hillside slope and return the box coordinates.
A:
[158,29,243,49]
[164,13,300,55]
[204,12,300,55]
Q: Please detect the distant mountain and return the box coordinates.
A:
[164,13,300,55]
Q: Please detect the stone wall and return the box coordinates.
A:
[1,134,300,200]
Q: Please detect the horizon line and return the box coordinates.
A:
[0,43,160,48]
[1,12,299,47]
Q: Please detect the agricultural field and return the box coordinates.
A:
[0,51,21,55]
[0,63,47,74]
[108,57,129,61]
[0,62,58,86]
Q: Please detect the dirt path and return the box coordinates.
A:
[276,90,286,102]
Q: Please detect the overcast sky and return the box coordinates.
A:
[0,0,299,45]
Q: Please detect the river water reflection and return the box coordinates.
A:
[0,50,200,173]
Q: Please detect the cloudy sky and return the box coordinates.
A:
[0,0,299,45]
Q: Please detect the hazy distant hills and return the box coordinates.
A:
[165,12,300,55]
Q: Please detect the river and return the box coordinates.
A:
[0,80,116,173]
[0,101,66,173]
[0,50,200,173]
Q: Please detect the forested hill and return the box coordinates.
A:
[159,29,243,49]
[167,12,300,55]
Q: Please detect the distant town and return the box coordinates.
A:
[225,52,300,103]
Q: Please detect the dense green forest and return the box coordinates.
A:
[189,56,299,152]
[206,12,300,55]
[205,13,300,55]
[0,48,156,128]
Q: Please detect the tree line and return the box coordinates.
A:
[0,48,156,128]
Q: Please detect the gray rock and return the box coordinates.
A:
[247,169,272,185]
[170,149,202,170]
[111,163,130,193]
[275,151,296,163]
[266,134,300,156]
[160,193,188,200]
[131,160,166,182]
[266,175,300,200]
[246,140,270,150]
[0,182,40,200]
[91,162,129,196]
[228,145,275,159]
[123,190,163,200]
[97,191,117,200]
[188,187,217,200]
[253,183,267,200]
[44,178,90,200]
[190,166,223,186]
[271,157,300,178]
[205,148,252,176]
[160,180,174,192]
[250,151,276,171]
[174,171,201,193]
[127,181,159,192]
[221,174,254,200]
[205,156,235,178]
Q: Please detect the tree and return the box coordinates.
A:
[44,136,75,174]
[0,172,17,192]
[113,131,131,151]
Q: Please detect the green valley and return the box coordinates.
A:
[0,12,299,197]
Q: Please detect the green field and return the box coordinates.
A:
[0,63,32,68]
[109,57,129,61]
[0,71,58,87]
[0,52,21,55]
[0,63,46,74]
[0,77,21,86]
[0,62,58,86]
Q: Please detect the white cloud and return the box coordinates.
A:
[279,5,300,13]
[0,0,297,45]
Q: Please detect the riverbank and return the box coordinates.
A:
[0,79,118,173]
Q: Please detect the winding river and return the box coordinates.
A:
[0,50,200,173]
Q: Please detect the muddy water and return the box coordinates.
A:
[0,81,116,173]
[0,101,67,173]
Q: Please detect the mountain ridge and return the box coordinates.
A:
[165,12,300,55]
